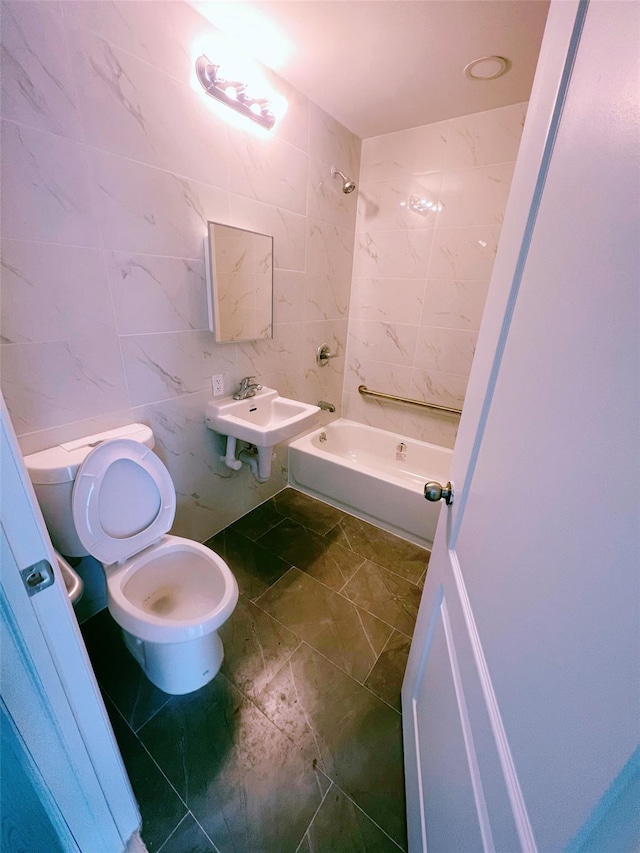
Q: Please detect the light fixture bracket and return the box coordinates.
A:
[196,55,276,130]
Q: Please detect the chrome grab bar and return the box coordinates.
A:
[357,384,462,416]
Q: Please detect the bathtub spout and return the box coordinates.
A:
[318,401,336,413]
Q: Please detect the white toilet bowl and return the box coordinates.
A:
[25,425,238,696]
[106,536,238,695]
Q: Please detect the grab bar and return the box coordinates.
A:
[358,384,462,416]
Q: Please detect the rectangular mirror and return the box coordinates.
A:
[205,221,274,342]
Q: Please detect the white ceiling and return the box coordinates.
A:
[193,0,550,139]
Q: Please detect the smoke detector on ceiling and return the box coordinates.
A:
[464,55,512,81]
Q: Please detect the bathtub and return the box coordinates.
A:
[288,419,453,547]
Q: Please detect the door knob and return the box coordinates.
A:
[424,481,454,505]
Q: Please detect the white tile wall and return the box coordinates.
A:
[0,0,360,546]
[344,102,526,447]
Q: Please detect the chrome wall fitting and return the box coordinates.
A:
[318,401,336,412]
[316,344,337,366]
[331,166,356,193]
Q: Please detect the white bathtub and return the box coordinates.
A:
[288,419,453,547]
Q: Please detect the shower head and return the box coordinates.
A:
[331,166,357,194]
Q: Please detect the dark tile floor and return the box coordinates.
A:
[81,489,430,852]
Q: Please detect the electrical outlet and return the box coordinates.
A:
[212,375,224,397]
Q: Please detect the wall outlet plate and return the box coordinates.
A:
[212,375,224,397]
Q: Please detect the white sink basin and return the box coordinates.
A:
[205,387,320,447]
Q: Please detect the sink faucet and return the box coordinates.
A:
[233,376,263,400]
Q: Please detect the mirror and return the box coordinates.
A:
[205,221,274,342]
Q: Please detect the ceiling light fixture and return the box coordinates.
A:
[464,55,511,81]
[196,55,276,130]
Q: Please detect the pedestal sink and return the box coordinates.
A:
[205,387,320,480]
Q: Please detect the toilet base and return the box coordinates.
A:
[122,627,224,695]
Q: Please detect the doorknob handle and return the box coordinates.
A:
[424,481,454,505]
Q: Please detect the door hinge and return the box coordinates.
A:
[20,559,55,597]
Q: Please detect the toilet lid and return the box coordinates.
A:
[72,438,176,565]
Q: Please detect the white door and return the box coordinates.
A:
[402,1,640,851]
[0,394,141,851]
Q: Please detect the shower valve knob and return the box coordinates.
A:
[316,344,337,366]
[424,481,454,505]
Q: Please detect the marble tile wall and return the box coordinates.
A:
[0,2,361,549]
[343,103,526,447]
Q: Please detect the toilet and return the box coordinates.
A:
[24,424,238,696]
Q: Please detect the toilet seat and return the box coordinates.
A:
[72,438,176,565]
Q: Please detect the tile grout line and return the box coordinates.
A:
[221,632,402,794]
[335,555,367,595]
[293,778,334,853]
[132,694,173,734]
[155,811,221,853]
[91,673,170,737]
[252,560,415,655]
[299,640,403,716]
[318,774,407,852]
[107,701,193,846]
[249,571,406,712]
[189,812,223,853]
[222,638,306,716]
[251,563,298,605]
[360,628,395,687]
[155,813,191,853]
[259,511,429,588]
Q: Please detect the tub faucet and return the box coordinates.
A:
[318,401,336,413]
[233,376,263,400]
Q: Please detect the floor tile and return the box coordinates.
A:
[219,595,300,702]
[257,568,393,683]
[258,517,364,591]
[299,783,402,852]
[137,673,324,853]
[205,528,291,601]
[254,643,407,850]
[230,501,284,541]
[157,813,217,853]
[80,492,415,852]
[299,539,366,593]
[342,561,422,637]
[104,697,187,852]
[257,517,328,565]
[364,631,411,712]
[328,515,429,584]
[81,609,171,731]
[270,488,346,535]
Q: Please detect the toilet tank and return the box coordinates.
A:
[24,424,155,558]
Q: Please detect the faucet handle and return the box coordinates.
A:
[233,376,262,399]
[316,344,337,367]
